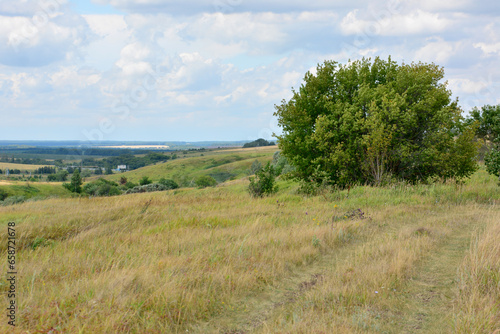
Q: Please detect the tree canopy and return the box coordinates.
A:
[243,138,275,148]
[468,104,500,180]
[274,57,478,187]
[466,104,500,143]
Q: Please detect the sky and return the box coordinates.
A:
[0,0,499,142]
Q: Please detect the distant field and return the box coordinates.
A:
[97,145,171,149]
[102,146,277,185]
[0,179,70,199]
[0,162,50,171]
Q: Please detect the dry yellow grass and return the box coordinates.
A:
[453,213,500,332]
[0,168,499,333]
[0,162,50,171]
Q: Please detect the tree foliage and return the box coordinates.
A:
[139,176,152,186]
[248,162,278,197]
[466,104,500,143]
[274,57,479,187]
[158,178,179,189]
[485,149,500,181]
[250,160,262,175]
[83,178,122,197]
[466,104,500,181]
[243,138,275,148]
[63,169,83,193]
[195,175,217,188]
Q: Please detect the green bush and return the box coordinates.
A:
[248,162,278,197]
[124,181,138,189]
[125,183,174,194]
[272,151,295,176]
[250,160,262,175]
[1,195,26,206]
[195,175,217,188]
[83,178,122,197]
[139,176,152,186]
[207,172,235,183]
[158,178,179,189]
[0,188,8,201]
[485,148,500,182]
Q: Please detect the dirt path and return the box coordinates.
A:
[190,208,487,334]
[191,235,366,334]
[393,219,481,333]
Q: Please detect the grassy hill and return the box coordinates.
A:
[1,165,499,333]
[103,146,277,186]
[0,162,51,171]
[0,180,71,202]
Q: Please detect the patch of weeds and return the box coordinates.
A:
[140,199,153,214]
[312,236,321,248]
[332,208,371,222]
[31,237,53,250]
[413,227,431,237]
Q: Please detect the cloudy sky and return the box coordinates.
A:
[0,0,499,142]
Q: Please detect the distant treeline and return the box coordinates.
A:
[243,138,276,148]
[0,147,172,157]
[97,152,176,170]
[0,156,52,165]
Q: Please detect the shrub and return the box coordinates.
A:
[158,178,179,189]
[83,178,122,197]
[195,175,217,188]
[1,196,26,206]
[0,188,9,201]
[208,172,235,183]
[125,181,138,189]
[139,176,152,186]
[125,183,173,194]
[272,151,295,176]
[248,162,278,197]
[485,147,500,182]
[250,160,262,175]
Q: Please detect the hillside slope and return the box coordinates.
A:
[1,167,499,333]
[103,146,276,186]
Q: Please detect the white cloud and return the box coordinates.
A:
[414,37,455,64]
[0,11,93,66]
[474,42,500,55]
[83,14,126,36]
[340,9,452,36]
[0,0,68,17]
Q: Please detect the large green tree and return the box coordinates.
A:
[468,104,500,180]
[466,104,500,143]
[274,57,478,187]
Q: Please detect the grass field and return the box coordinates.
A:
[0,162,50,171]
[103,146,276,185]
[0,181,71,201]
[0,156,499,333]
